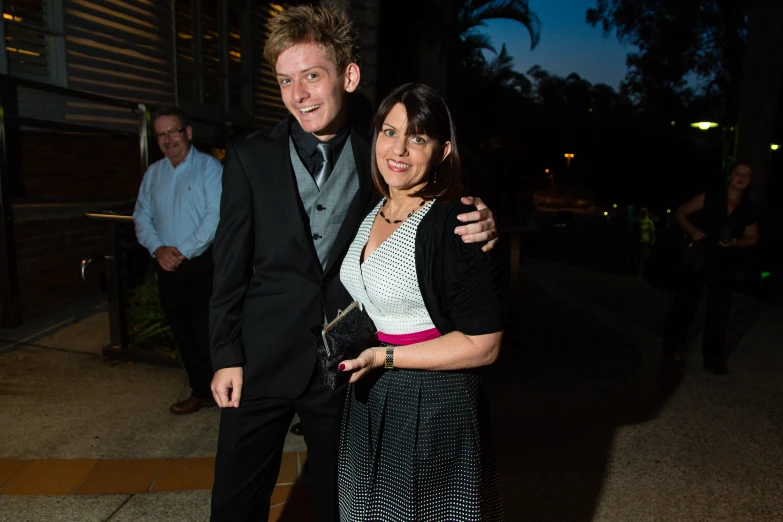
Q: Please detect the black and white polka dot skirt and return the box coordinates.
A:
[338,344,504,521]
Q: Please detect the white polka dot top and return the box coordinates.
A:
[340,198,437,335]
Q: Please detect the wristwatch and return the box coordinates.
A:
[384,347,394,369]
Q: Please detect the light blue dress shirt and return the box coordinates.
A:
[133,146,223,260]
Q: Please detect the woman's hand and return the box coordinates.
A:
[690,228,707,241]
[339,347,385,383]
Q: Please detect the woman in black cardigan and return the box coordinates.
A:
[337,83,504,521]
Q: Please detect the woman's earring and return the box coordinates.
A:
[433,167,438,184]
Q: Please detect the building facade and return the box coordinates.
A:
[0,0,388,325]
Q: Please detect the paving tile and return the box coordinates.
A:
[276,452,298,485]
[268,503,284,522]
[150,458,214,492]
[269,484,314,522]
[296,452,307,476]
[75,458,166,494]
[108,490,211,522]
[0,460,97,495]
[270,484,293,507]
[0,493,129,522]
[0,460,31,490]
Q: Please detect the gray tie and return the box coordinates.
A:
[313,143,333,190]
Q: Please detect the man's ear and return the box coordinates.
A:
[185,125,194,141]
[343,63,361,93]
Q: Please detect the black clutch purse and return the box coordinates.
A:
[312,301,377,391]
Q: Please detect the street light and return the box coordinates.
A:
[564,153,574,177]
[772,144,780,151]
[690,121,737,176]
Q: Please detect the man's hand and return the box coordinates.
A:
[339,347,384,384]
[718,238,737,248]
[154,246,186,271]
[211,367,243,408]
[454,196,498,252]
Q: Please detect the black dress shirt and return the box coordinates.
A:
[290,120,351,176]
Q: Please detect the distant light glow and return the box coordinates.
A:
[671,121,675,126]
[603,211,609,216]
[772,144,780,151]
[3,13,22,22]
[666,209,671,214]
[691,121,719,130]
[564,153,574,158]
[761,271,771,280]
[545,169,550,174]
[612,204,617,209]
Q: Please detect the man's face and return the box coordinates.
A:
[154,115,192,165]
[275,42,359,141]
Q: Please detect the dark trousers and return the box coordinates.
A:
[156,248,214,398]
[663,276,732,362]
[211,372,345,522]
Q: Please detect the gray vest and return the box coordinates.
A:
[290,136,359,268]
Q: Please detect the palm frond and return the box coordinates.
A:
[457,0,542,49]
[461,31,497,54]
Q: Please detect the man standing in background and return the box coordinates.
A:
[133,106,222,414]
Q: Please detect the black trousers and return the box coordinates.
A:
[663,275,732,362]
[156,248,214,398]
[211,371,345,522]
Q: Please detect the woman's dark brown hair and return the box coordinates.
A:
[371,83,463,202]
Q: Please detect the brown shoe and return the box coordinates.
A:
[169,395,216,415]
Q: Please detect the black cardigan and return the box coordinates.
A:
[414,200,503,337]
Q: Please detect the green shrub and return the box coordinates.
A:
[126,281,177,355]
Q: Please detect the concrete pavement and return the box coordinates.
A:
[1,259,782,521]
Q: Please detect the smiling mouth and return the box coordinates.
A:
[300,104,321,113]
[388,160,411,170]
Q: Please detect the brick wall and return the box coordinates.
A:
[19,133,142,200]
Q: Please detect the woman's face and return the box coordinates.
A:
[375,103,451,194]
[729,164,752,192]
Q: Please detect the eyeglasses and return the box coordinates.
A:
[155,128,186,140]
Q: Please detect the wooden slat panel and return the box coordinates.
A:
[4,0,53,81]
[63,0,174,129]
[251,2,286,127]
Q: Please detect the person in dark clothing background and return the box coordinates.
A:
[662,163,759,374]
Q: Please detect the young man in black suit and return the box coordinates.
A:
[208,6,497,521]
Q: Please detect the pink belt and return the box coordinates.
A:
[377,328,441,346]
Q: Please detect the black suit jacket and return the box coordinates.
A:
[210,117,380,398]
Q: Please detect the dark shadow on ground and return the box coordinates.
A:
[487,265,683,522]
[725,298,765,358]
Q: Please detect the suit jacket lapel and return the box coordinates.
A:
[263,118,320,264]
[323,126,378,278]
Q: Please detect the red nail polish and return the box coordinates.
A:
[338,363,345,371]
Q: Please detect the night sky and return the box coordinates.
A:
[484,0,630,89]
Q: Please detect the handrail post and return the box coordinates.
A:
[103,221,128,350]
[0,76,22,327]
[138,103,149,175]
